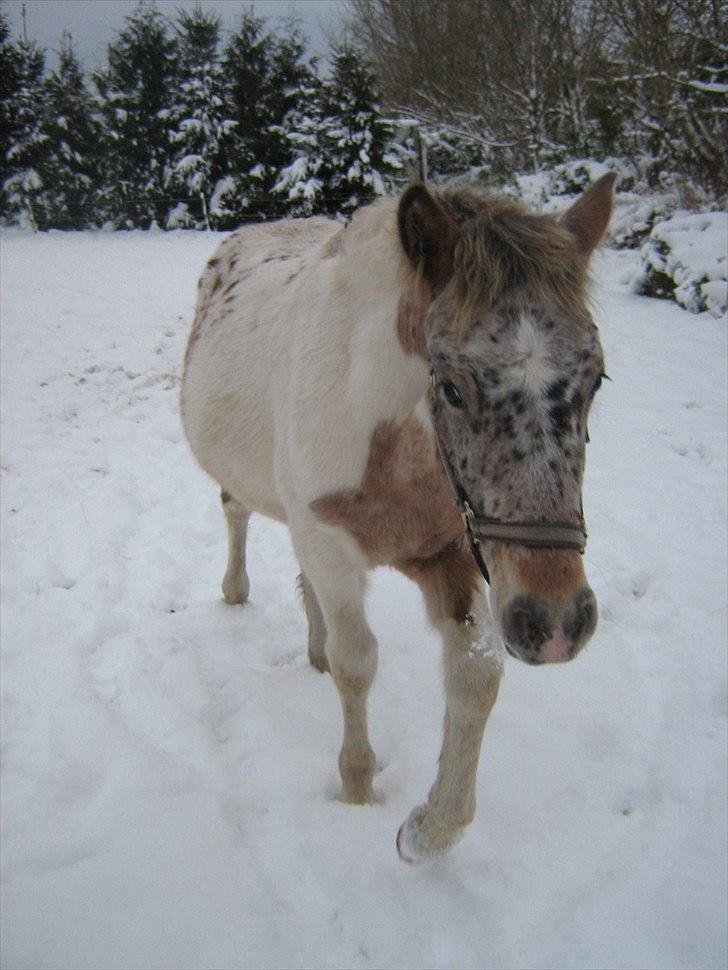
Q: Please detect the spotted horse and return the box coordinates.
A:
[181,173,616,861]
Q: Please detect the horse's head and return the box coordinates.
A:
[398,174,615,665]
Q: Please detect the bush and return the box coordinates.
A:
[633,213,728,317]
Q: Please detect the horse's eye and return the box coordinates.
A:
[591,374,603,398]
[441,381,464,408]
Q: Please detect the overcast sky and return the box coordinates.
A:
[4,0,348,71]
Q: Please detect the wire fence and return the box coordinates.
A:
[7,188,404,232]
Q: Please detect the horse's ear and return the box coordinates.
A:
[398,183,458,290]
[561,172,617,259]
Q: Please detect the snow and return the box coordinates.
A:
[1,231,727,970]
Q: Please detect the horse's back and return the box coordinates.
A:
[181,215,341,520]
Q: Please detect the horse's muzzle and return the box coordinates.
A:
[501,586,598,664]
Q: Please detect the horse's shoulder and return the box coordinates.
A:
[310,405,462,566]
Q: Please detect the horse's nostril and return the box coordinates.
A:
[563,587,598,648]
[503,597,551,654]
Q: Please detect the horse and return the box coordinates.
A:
[180,173,615,862]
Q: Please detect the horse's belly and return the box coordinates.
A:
[181,216,343,522]
[181,326,285,521]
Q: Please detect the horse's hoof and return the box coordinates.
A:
[396,805,464,864]
[340,766,375,805]
[222,574,250,605]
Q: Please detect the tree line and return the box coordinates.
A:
[0,3,406,230]
[351,0,727,199]
[1,0,725,232]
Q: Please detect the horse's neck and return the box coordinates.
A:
[336,203,430,427]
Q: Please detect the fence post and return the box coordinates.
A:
[414,126,428,184]
[200,192,211,231]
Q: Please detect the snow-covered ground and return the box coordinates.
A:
[1,229,726,970]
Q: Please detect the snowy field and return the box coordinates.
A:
[1,228,726,970]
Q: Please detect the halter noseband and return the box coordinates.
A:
[430,373,588,585]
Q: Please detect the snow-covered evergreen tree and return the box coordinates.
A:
[318,46,396,216]
[2,36,47,228]
[218,12,315,225]
[274,45,406,218]
[0,10,20,201]
[40,34,101,228]
[165,7,235,229]
[272,73,328,216]
[262,22,317,218]
[216,9,273,225]
[94,2,177,227]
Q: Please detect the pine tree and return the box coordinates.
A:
[318,46,394,216]
[94,2,177,227]
[2,36,47,228]
[166,6,235,229]
[41,34,101,229]
[219,12,316,225]
[272,73,328,216]
[0,10,20,205]
[217,9,274,225]
[262,22,317,218]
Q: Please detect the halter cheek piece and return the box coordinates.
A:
[430,372,588,585]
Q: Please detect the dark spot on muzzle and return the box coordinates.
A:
[562,586,598,654]
[502,596,552,664]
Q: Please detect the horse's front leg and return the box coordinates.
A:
[396,542,504,862]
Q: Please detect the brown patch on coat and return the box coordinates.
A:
[397,539,481,624]
[221,489,232,504]
[490,544,586,601]
[311,416,465,570]
[396,293,429,359]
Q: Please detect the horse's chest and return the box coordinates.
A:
[310,416,463,566]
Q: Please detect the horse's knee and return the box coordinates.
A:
[328,625,378,693]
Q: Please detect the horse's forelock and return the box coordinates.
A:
[435,188,592,334]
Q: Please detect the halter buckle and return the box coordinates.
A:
[461,500,479,543]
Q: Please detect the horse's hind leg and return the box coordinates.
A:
[220,490,251,604]
[299,572,329,673]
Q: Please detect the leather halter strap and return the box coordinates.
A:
[430,377,587,585]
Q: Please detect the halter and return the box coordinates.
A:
[430,372,588,585]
